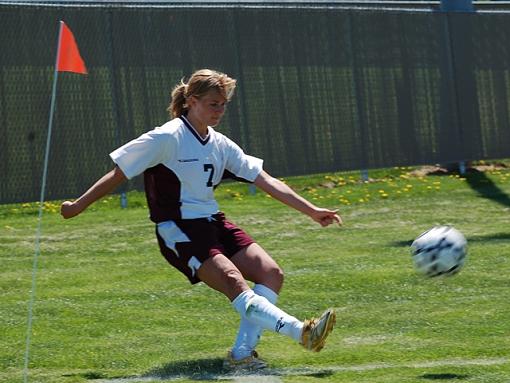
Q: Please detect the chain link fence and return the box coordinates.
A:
[1,2,510,203]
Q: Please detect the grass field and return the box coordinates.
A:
[1,163,509,383]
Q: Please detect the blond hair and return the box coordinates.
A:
[168,69,237,118]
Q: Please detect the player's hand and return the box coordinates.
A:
[60,200,82,219]
[311,208,342,227]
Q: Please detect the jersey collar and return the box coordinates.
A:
[180,116,210,146]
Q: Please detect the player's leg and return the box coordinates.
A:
[197,254,301,341]
[228,284,277,362]
[217,218,283,363]
[211,215,336,357]
[197,255,336,353]
[228,243,282,361]
[230,288,336,353]
[231,247,337,354]
[195,253,270,370]
[231,243,284,293]
[196,252,248,301]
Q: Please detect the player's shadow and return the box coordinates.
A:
[142,358,335,381]
[143,358,224,381]
[462,168,510,208]
[77,358,335,381]
[420,372,469,380]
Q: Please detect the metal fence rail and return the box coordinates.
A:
[1,2,510,203]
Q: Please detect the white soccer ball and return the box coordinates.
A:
[410,226,467,277]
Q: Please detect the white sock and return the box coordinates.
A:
[232,290,303,343]
[231,284,278,360]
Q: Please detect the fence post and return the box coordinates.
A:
[440,0,474,174]
[360,169,369,182]
[347,11,370,182]
[105,10,127,208]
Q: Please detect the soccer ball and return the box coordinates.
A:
[410,226,467,277]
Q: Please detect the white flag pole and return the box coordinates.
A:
[23,20,64,383]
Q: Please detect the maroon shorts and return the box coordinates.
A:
[155,212,255,284]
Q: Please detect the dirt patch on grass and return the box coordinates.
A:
[410,162,509,177]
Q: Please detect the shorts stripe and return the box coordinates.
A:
[157,220,191,255]
[155,212,255,284]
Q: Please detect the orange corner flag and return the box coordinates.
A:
[56,21,87,74]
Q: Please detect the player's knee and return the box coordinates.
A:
[275,265,285,284]
[267,264,284,290]
[224,267,247,291]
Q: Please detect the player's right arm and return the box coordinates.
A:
[61,122,176,219]
[60,165,127,219]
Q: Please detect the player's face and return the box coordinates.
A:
[189,90,227,128]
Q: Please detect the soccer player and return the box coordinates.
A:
[61,69,341,370]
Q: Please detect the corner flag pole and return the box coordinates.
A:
[23,20,87,382]
[23,21,63,383]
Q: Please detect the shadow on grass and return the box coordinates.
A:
[143,358,335,381]
[73,358,335,381]
[65,360,224,382]
[463,169,510,208]
[420,372,469,380]
[63,372,106,380]
[144,358,224,380]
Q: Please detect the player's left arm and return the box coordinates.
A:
[254,170,342,227]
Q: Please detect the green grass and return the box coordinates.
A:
[1,162,510,382]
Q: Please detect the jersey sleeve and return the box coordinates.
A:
[109,127,176,179]
[224,137,263,183]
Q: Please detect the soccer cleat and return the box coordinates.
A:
[301,308,336,352]
[223,350,267,371]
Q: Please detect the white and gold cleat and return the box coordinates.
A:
[301,308,336,352]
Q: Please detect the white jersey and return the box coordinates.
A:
[110,116,263,222]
